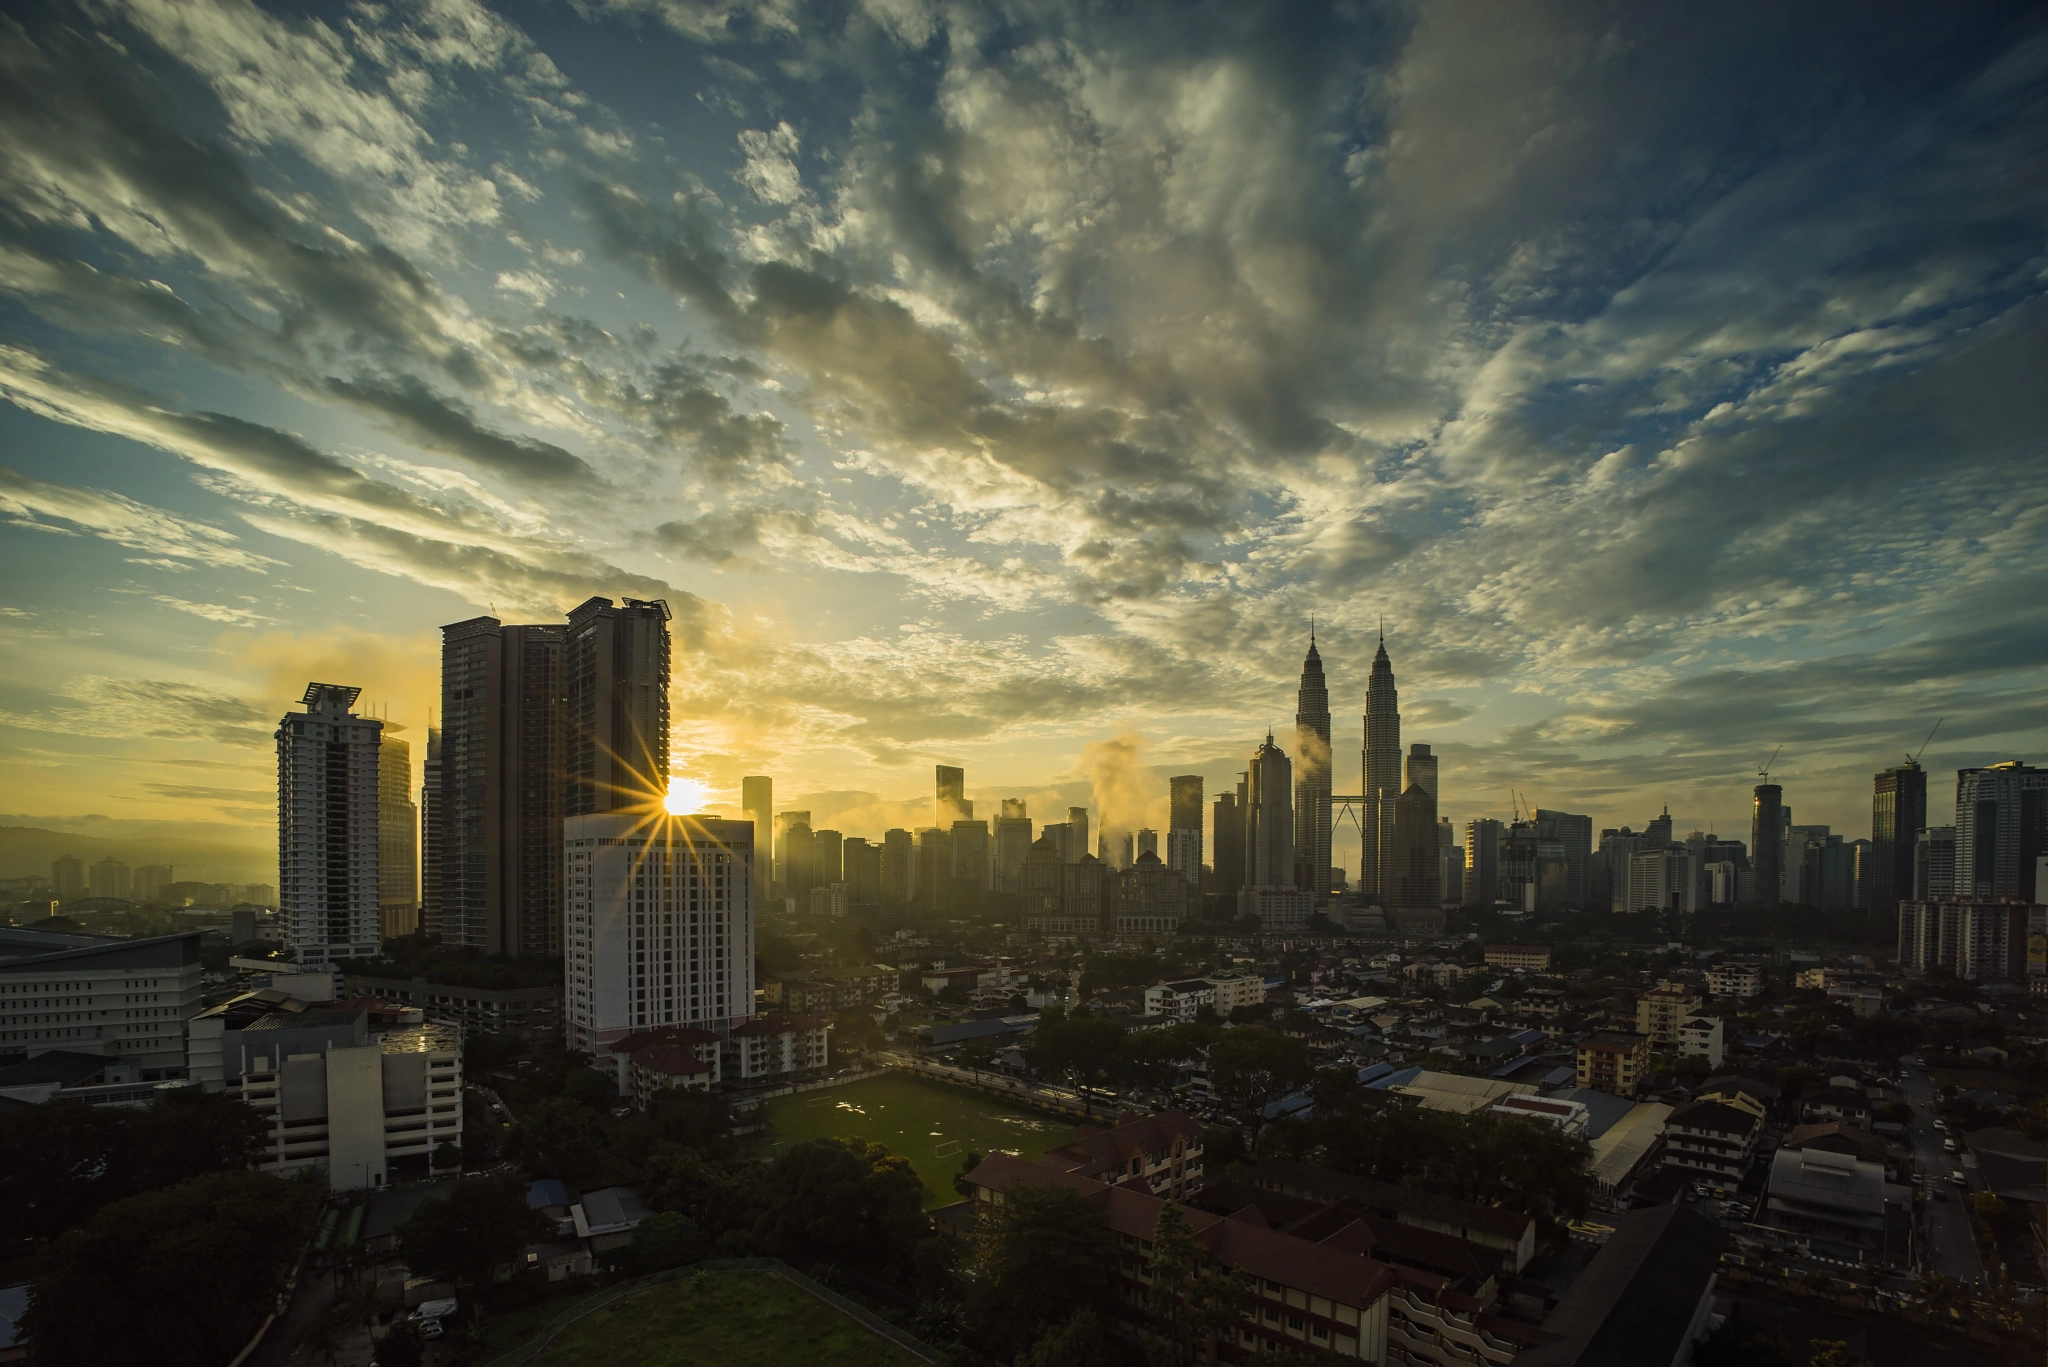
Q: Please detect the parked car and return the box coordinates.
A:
[1950,1171,1967,1187]
[1943,1138,1957,1153]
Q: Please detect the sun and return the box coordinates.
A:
[664,776,711,815]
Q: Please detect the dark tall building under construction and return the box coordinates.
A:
[1870,760,1926,916]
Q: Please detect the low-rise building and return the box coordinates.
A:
[1144,979,1216,1021]
[1040,1108,1206,1200]
[726,1013,830,1082]
[1764,1146,1901,1263]
[1575,1031,1648,1097]
[339,973,560,1033]
[1483,944,1552,971]
[1516,988,1568,1020]
[1661,1099,1760,1183]
[1207,974,1267,1014]
[604,1026,721,1104]
[240,1020,462,1190]
[1799,1087,1874,1129]
[1486,1093,1590,1137]
[0,927,203,1076]
[1634,980,1701,1048]
[1705,962,1765,999]
[1678,1015,1725,1069]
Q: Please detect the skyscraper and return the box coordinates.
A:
[1464,818,1502,908]
[812,828,844,887]
[782,821,815,902]
[277,683,382,966]
[1750,784,1784,906]
[1870,761,1925,916]
[843,837,882,903]
[773,810,811,891]
[50,855,84,903]
[1955,760,2048,901]
[742,775,773,905]
[1404,744,1437,799]
[377,731,418,941]
[1245,734,1294,890]
[994,800,1033,890]
[1067,806,1090,865]
[936,766,969,826]
[1168,775,1205,887]
[563,813,753,1052]
[881,828,914,902]
[419,725,441,936]
[1390,781,1439,913]
[132,864,172,903]
[438,617,566,957]
[566,597,671,815]
[1363,633,1400,901]
[1212,790,1243,898]
[950,819,990,901]
[1534,808,1593,908]
[916,827,952,910]
[1293,639,1332,898]
[1914,826,1955,899]
[89,858,129,900]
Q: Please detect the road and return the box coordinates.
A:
[1900,1059,1985,1284]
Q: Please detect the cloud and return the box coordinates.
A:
[322,374,594,484]
[0,464,280,571]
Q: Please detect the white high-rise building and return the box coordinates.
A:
[277,684,383,966]
[564,813,755,1055]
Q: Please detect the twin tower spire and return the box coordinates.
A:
[1291,629,1402,901]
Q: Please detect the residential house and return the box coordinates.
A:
[1040,1109,1206,1200]
[1633,981,1700,1049]
[726,1013,830,1082]
[1677,1016,1724,1069]
[1704,962,1765,999]
[1145,979,1216,1022]
[604,1026,720,1105]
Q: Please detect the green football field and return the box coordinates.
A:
[519,1270,920,1367]
[757,1073,1070,1207]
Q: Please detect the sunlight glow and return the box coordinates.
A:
[663,776,710,815]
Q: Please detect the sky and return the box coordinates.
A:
[0,0,2042,874]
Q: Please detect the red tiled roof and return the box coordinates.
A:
[609,1026,719,1056]
[1212,1219,1398,1309]
[731,1012,828,1037]
[1043,1108,1203,1177]
[631,1042,714,1078]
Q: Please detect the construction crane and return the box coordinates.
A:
[1757,745,1782,785]
[1910,718,1943,767]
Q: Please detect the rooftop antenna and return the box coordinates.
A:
[1911,718,1943,766]
[1757,744,1782,786]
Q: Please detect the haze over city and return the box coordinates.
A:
[1,1,2040,869]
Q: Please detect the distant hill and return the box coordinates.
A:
[0,826,272,884]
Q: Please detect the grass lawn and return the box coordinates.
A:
[757,1073,1069,1207]
[518,1270,920,1367]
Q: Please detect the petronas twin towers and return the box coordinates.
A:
[1287,630,1402,901]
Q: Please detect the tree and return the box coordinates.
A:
[965,1183,1121,1359]
[629,1211,704,1272]
[1017,1307,1119,1367]
[1030,1016,1127,1116]
[516,1095,611,1176]
[953,1151,984,1197]
[1144,1201,1250,1365]
[19,1171,319,1367]
[957,1039,1001,1081]
[398,1177,549,1288]
[644,1143,766,1240]
[1206,1027,1313,1140]
[649,1090,736,1156]
[753,1138,927,1273]
[563,1068,619,1110]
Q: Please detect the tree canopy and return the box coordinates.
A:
[398,1176,550,1287]
[965,1182,1121,1362]
[20,1171,319,1367]
[752,1138,927,1274]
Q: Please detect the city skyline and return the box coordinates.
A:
[0,3,2042,864]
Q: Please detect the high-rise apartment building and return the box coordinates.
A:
[1750,784,1785,906]
[1293,640,1332,898]
[1245,734,1294,892]
[1212,790,1244,898]
[782,822,815,903]
[842,838,881,903]
[1464,819,1502,908]
[1534,809,1592,908]
[936,766,970,827]
[994,800,1033,890]
[1135,829,1159,861]
[916,828,952,910]
[1067,807,1090,865]
[1870,760,1925,916]
[742,776,773,904]
[437,617,566,957]
[1436,821,1461,910]
[1389,781,1439,912]
[1955,761,2048,901]
[377,732,418,941]
[131,864,172,903]
[89,858,130,900]
[881,828,914,902]
[419,725,442,936]
[1168,775,1205,888]
[1362,634,1400,901]
[566,597,671,815]
[277,683,382,965]
[951,820,991,901]
[563,813,753,1054]
[773,811,811,890]
[1898,898,2048,982]
[1914,826,1955,899]
[51,855,85,903]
